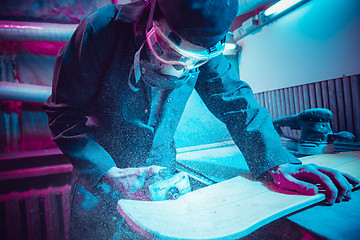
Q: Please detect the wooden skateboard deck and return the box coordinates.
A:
[117,151,360,240]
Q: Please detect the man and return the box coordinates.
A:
[43,0,359,239]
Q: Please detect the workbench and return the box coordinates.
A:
[175,142,360,239]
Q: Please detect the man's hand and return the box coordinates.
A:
[268,163,359,205]
[102,166,166,201]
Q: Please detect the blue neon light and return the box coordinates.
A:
[264,0,303,16]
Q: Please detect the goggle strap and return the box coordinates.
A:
[208,45,218,54]
[128,42,145,92]
[146,0,157,32]
[208,36,227,54]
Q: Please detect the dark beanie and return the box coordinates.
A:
[157,0,239,48]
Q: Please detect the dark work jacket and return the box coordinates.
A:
[43,3,300,187]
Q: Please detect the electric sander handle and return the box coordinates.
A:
[328,131,355,143]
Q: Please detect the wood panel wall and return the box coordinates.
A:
[254,74,360,142]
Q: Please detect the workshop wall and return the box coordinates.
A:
[232,0,360,144]
[236,0,360,93]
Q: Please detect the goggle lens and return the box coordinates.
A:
[146,20,225,70]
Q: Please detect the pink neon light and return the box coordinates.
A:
[0,24,43,30]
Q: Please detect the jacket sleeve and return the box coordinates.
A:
[43,16,116,186]
[196,54,300,179]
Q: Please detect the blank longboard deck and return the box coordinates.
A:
[117,151,360,240]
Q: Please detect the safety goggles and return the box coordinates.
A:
[146,18,226,70]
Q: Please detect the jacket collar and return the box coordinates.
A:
[114,1,145,23]
[114,1,147,47]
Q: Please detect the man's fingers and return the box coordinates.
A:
[144,165,167,178]
[299,168,338,205]
[317,167,353,202]
[342,172,360,187]
[150,165,167,174]
[279,175,319,195]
